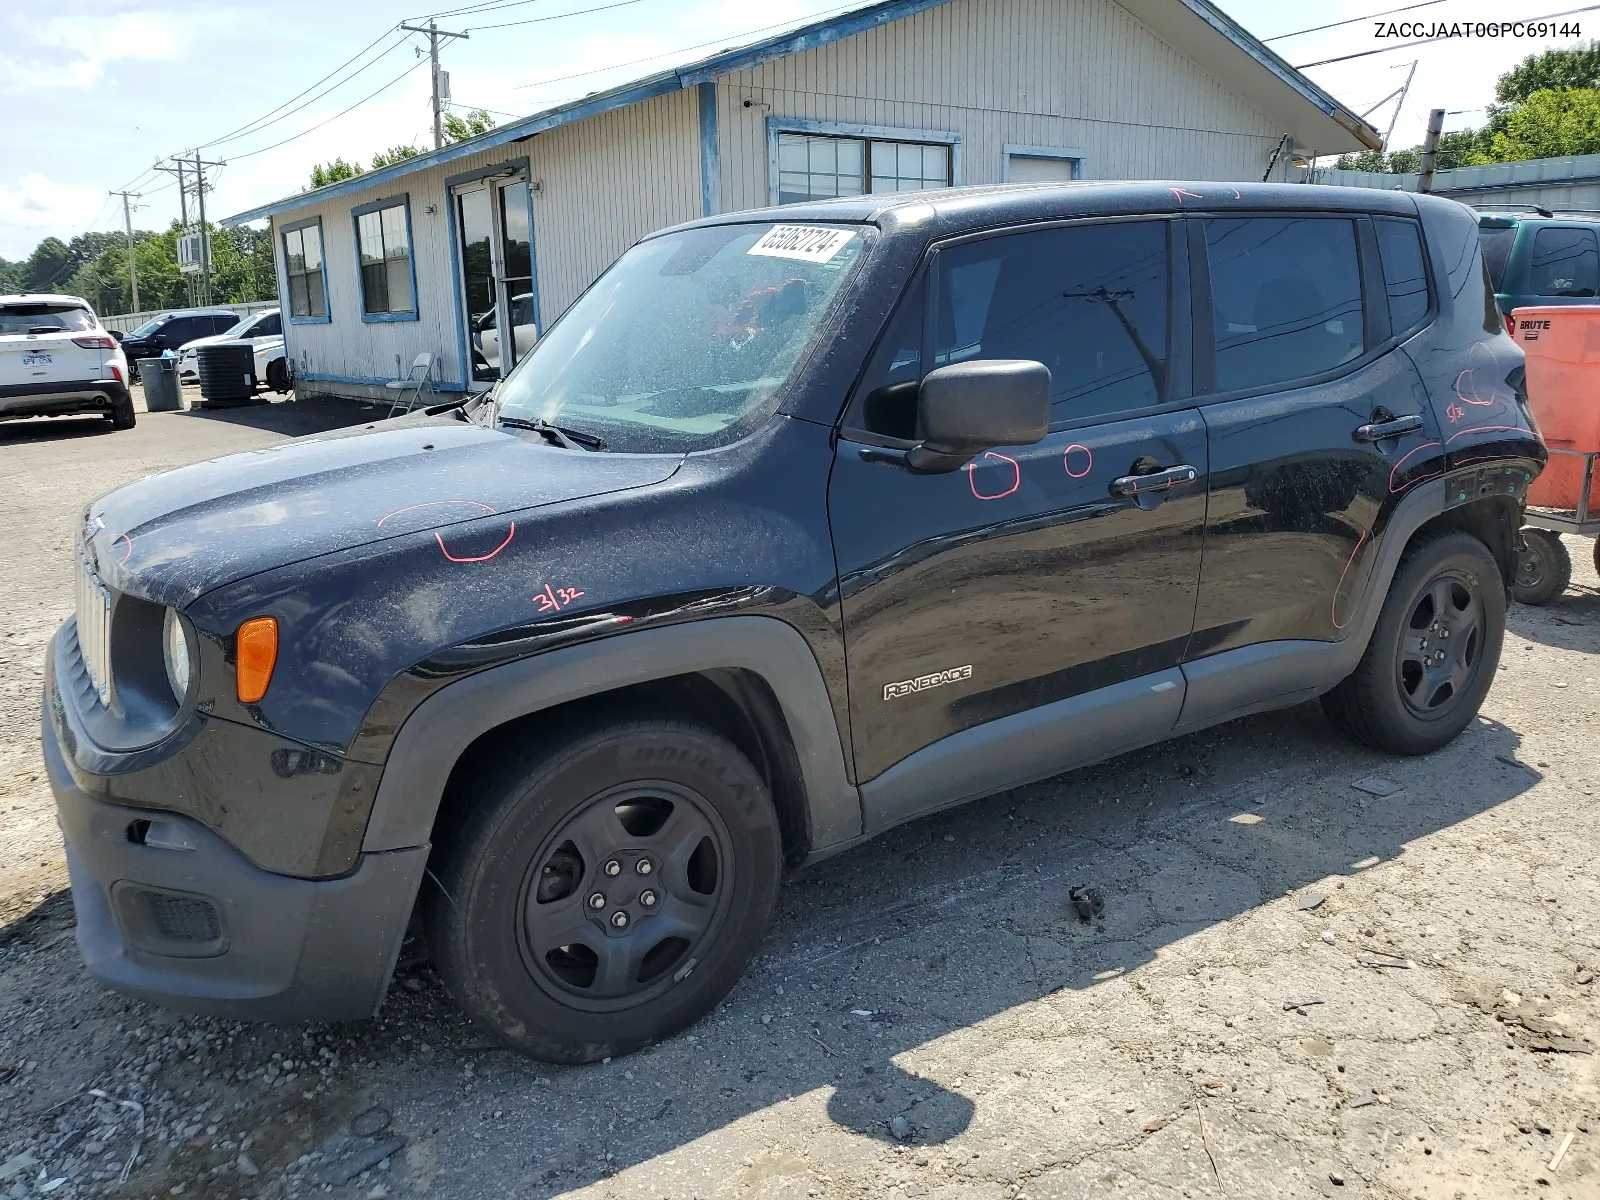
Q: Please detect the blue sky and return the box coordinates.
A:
[0,0,1589,260]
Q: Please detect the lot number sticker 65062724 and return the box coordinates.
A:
[747,225,854,263]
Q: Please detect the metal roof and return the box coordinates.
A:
[224,0,1380,227]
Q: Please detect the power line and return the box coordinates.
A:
[417,0,553,18]
[1262,0,1446,43]
[226,58,431,161]
[1296,3,1600,67]
[464,0,647,32]
[198,31,415,151]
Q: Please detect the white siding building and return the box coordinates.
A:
[223,0,1379,402]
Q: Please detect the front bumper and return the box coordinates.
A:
[42,660,427,1023]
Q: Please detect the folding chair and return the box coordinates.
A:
[385,352,435,417]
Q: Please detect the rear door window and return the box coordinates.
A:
[255,312,282,336]
[1375,217,1430,335]
[1478,225,1515,292]
[1203,217,1364,393]
[1531,226,1599,297]
[930,220,1170,422]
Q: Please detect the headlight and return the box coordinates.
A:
[163,608,192,703]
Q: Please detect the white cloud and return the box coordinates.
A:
[0,174,108,259]
[2,13,188,90]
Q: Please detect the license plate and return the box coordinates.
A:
[21,353,52,366]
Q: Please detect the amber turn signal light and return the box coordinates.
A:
[236,616,278,703]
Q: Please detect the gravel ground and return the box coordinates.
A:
[1,394,1597,1200]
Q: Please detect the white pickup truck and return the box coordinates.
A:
[0,293,134,429]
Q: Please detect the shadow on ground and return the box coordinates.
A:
[0,416,117,445]
[175,395,381,437]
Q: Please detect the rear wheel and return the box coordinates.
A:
[425,715,781,1063]
[265,358,290,394]
[1322,531,1504,755]
[107,394,136,430]
[1512,528,1570,606]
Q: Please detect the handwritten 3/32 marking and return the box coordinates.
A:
[533,584,585,614]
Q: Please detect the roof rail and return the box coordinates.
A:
[1468,202,1555,217]
[1549,208,1600,218]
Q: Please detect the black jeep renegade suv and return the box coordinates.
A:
[44,183,1543,1062]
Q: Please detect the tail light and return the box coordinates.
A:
[73,335,118,350]
[1505,312,1516,337]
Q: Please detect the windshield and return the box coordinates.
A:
[0,303,94,334]
[495,221,869,452]
[129,315,169,337]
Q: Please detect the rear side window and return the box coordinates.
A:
[1204,217,1363,393]
[1531,227,1599,297]
[930,220,1170,422]
[0,303,94,334]
[255,312,282,336]
[1478,226,1515,292]
[1375,218,1430,335]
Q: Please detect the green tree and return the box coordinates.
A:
[309,156,364,189]
[1498,41,1600,104]
[442,108,495,143]
[1479,87,1600,162]
[0,256,25,293]
[25,237,71,291]
[372,144,420,169]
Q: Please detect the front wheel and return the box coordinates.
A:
[1512,528,1570,606]
[265,358,290,394]
[1321,531,1505,755]
[425,716,781,1063]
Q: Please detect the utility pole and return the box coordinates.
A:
[111,190,141,313]
[400,20,469,149]
[1417,108,1445,194]
[1384,61,1418,154]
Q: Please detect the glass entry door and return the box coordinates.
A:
[455,173,536,385]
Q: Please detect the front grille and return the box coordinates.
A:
[146,893,222,943]
[74,548,112,706]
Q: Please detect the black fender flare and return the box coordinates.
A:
[359,615,861,857]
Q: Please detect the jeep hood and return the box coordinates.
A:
[82,418,682,606]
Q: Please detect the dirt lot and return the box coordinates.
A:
[1,391,1598,1200]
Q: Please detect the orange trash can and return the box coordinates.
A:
[1513,304,1600,513]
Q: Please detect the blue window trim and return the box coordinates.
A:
[1001,144,1086,182]
[279,216,331,326]
[351,194,420,323]
[698,82,720,218]
[765,117,961,207]
[442,159,539,392]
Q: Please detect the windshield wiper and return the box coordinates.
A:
[497,415,606,450]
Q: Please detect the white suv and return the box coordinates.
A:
[0,294,134,429]
[177,308,284,385]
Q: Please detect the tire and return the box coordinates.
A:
[108,394,136,430]
[265,358,290,394]
[1321,530,1505,755]
[425,715,782,1063]
[1591,535,1600,581]
[1512,528,1570,606]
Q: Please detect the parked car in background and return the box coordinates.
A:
[0,293,134,428]
[472,293,537,376]
[177,309,282,382]
[1475,204,1600,331]
[119,309,240,378]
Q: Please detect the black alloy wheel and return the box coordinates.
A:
[426,715,781,1063]
[520,783,734,1010]
[1394,572,1483,720]
[1322,531,1505,755]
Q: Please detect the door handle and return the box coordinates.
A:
[1353,414,1425,443]
[1108,464,1198,497]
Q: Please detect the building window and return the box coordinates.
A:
[1002,145,1084,183]
[776,131,951,205]
[355,199,416,319]
[282,222,327,321]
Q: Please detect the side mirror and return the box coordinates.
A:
[908,359,1052,472]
